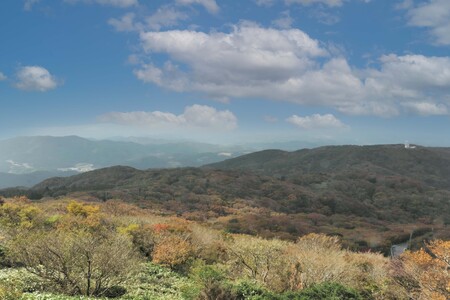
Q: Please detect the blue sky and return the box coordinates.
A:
[1,0,450,146]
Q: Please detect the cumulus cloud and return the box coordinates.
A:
[402,102,448,116]
[109,7,189,32]
[311,10,340,25]
[133,23,450,117]
[176,0,219,14]
[286,0,345,7]
[98,105,238,130]
[405,0,450,45]
[272,11,294,29]
[64,0,138,8]
[137,22,327,92]
[24,0,40,11]
[258,0,369,8]
[15,66,59,92]
[255,0,275,6]
[286,114,345,129]
[108,13,139,32]
[0,72,6,81]
[362,54,450,105]
[146,6,189,31]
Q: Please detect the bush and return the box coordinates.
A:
[232,280,272,299]
[103,285,127,298]
[0,274,23,300]
[8,229,140,296]
[152,235,193,269]
[289,282,363,300]
[189,263,233,300]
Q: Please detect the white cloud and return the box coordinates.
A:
[15,66,59,92]
[402,102,448,116]
[146,6,189,31]
[24,0,40,11]
[176,0,219,14]
[311,10,340,25]
[363,54,450,102]
[64,0,138,8]
[272,11,294,29]
[109,7,189,32]
[285,0,345,7]
[258,0,370,8]
[58,163,95,173]
[396,0,413,10]
[108,13,139,32]
[98,105,238,130]
[286,114,345,129]
[133,23,450,117]
[134,64,164,86]
[405,0,450,45]
[0,72,6,81]
[137,23,327,93]
[6,160,34,174]
[255,0,275,6]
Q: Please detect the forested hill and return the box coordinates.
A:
[2,144,450,251]
[205,144,450,190]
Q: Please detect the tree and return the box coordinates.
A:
[4,200,141,297]
[399,240,450,300]
[0,196,42,229]
[152,235,193,269]
[8,228,140,296]
[227,235,290,291]
[287,234,350,290]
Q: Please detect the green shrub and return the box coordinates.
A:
[189,262,244,300]
[102,286,127,298]
[231,280,271,299]
[191,263,225,284]
[293,282,363,300]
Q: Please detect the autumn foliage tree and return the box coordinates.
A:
[0,196,42,230]
[4,200,141,297]
[399,240,450,300]
[227,235,290,291]
[151,222,194,269]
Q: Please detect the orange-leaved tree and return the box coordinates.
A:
[400,240,450,300]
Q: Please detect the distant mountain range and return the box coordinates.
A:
[0,170,77,189]
[0,135,249,188]
[2,143,450,251]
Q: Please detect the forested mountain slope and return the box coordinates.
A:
[2,145,449,252]
[206,144,450,189]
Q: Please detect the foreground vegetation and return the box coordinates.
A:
[0,197,448,299]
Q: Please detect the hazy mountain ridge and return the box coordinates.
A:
[2,143,450,252]
[0,136,248,187]
[0,170,78,189]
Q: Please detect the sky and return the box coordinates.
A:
[1,0,450,146]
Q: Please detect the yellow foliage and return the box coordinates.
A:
[56,201,105,230]
[401,239,450,300]
[118,223,140,236]
[66,200,100,217]
[228,235,290,291]
[0,200,42,229]
[297,233,342,251]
